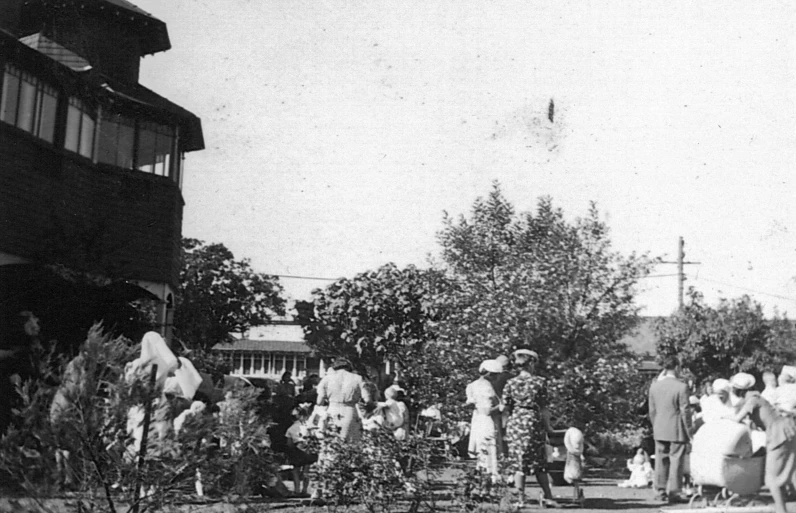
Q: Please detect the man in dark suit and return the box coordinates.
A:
[648,355,690,503]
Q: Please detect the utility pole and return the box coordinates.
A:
[678,237,685,309]
[660,237,700,310]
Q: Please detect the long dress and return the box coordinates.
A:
[466,377,500,477]
[503,372,548,475]
[740,392,796,490]
[316,369,371,443]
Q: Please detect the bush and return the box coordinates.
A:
[311,425,443,513]
[0,325,278,511]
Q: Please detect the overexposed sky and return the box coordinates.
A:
[134,0,796,317]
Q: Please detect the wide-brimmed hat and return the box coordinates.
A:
[712,378,730,394]
[332,357,353,370]
[384,384,405,398]
[479,359,504,374]
[730,372,756,391]
[513,349,539,361]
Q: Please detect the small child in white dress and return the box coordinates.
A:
[618,448,653,488]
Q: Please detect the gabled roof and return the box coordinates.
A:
[102,0,155,18]
[212,323,314,354]
[91,0,171,55]
[213,339,314,354]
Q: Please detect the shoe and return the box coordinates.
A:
[654,491,669,502]
[542,498,561,508]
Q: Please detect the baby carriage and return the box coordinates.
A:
[544,428,586,508]
[687,420,765,508]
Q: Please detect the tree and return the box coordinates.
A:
[416,183,656,430]
[175,238,286,350]
[297,263,440,380]
[654,289,796,383]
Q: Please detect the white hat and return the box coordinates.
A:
[513,349,539,361]
[730,372,756,391]
[712,378,730,393]
[479,359,503,374]
[780,365,796,384]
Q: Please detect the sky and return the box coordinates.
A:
[133,0,796,317]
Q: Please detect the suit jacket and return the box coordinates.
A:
[648,375,690,442]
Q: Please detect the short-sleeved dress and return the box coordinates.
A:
[503,372,548,475]
[466,378,500,476]
[741,392,796,489]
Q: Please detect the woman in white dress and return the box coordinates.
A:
[467,359,503,481]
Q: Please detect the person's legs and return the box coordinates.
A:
[667,442,686,496]
[767,443,795,513]
[654,440,670,499]
[535,470,556,501]
[291,466,301,494]
[514,472,526,502]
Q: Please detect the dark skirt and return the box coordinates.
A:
[287,447,318,467]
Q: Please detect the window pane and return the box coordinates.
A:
[97,118,118,165]
[242,354,252,375]
[253,353,263,375]
[273,354,284,374]
[0,72,19,124]
[117,121,134,169]
[38,90,58,143]
[154,128,173,176]
[65,104,81,152]
[17,79,36,133]
[136,125,156,173]
[296,357,306,376]
[79,113,95,158]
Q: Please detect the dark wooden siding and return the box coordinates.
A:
[0,124,183,286]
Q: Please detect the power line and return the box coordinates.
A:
[273,274,338,281]
[642,274,681,279]
[694,276,796,304]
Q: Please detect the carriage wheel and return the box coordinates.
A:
[689,493,707,509]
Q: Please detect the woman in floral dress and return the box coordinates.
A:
[503,349,558,508]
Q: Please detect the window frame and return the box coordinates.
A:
[0,63,60,144]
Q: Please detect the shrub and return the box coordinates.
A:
[311,425,443,513]
[0,325,278,512]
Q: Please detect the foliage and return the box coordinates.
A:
[299,263,441,377]
[175,238,286,350]
[0,325,278,511]
[654,289,796,382]
[546,355,647,432]
[310,426,442,513]
[415,184,656,431]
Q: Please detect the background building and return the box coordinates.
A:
[213,322,324,383]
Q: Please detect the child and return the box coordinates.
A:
[563,426,585,484]
[381,386,410,440]
[618,448,653,488]
[285,405,318,497]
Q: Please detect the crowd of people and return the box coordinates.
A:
[267,357,412,500]
[648,356,796,513]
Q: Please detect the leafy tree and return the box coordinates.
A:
[654,289,796,382]
[298,263,441,379]
[175,238,286,350]
[415,183,656,430]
